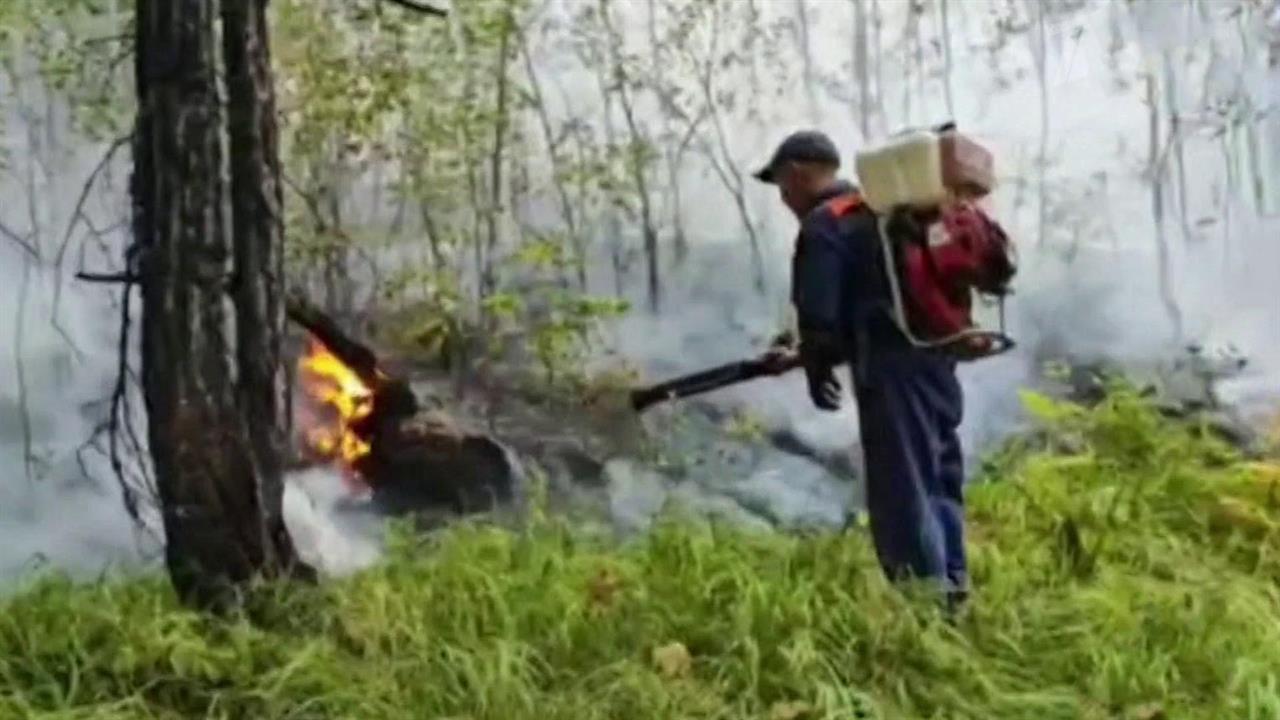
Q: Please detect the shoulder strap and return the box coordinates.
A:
[824,192,864,217]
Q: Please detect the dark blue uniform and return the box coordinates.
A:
[791,181,968,599]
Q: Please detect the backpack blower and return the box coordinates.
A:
[854,121,1018,360]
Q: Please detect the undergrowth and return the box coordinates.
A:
[3,388,1280,719]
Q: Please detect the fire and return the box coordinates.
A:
[297,338,374,469]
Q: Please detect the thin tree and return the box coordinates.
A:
[685,1,765,292]
[599,0,661,312]
[939,0,955,119]
[517,21,587,289]
[851,0,872,141]
[1162,49,1193,245]
[1030,0,1049,248]
[871,0,887,134]
[646,0,694,265]
[483,0,516,300]
[1145,72,1185,344]
[794,0,821,124]
[571,5,628,297]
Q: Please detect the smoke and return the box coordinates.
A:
[3,1,1279,584]
[0,227,155,587]
[595,0,1280,457]
[282,468,382,577]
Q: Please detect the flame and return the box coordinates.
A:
[297,338,374,469]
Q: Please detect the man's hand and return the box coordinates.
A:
[798,328,843,412]
[758,329,799,374]
[761,344,800,374]
[803,362,842,411]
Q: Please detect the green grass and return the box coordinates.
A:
[3,389,1280,720]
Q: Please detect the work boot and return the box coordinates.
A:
[943,588,970,626]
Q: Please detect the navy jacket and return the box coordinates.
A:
[791,180,901,369]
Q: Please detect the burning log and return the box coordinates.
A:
[286,292,519,517]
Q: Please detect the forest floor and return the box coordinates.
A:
[3,388,1280,720]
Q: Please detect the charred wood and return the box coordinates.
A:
[285,294,518,517]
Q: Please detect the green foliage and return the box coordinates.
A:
[379,267,467,363]
[724,410,768,444]
[525,290,630,388]
[0,0,132,141]
[4,393,1280,719]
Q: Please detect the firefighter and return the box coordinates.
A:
[754,130,969,610]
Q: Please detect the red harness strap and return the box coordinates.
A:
[825,192,864,217]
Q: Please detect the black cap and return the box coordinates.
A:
[753,130,840,184]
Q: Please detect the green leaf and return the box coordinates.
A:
[1019,389,1080,425]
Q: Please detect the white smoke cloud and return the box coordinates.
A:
[597,0,1280,457]
[282,468,382,577]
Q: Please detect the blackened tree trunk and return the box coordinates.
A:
[221,0,308,584]
[134,0,305,611]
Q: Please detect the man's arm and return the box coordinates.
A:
[791,215,850,410]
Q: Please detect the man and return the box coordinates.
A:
[755,130,969,609]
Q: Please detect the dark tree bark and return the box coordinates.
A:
[134,0,306,611]
[221,0,309,582]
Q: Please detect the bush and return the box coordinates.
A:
[3,389,1279,719]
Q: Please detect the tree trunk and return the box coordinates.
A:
[1146,73,1184,344]
[939,0,955,120]
[647,0,690,266]
[1162,50,1192,245]
[518,25,586,289]
[600,0,661,312]
[871,0,886,134]
[694,5,764,293]
[484,3,514,300]
[794,0,820,124]
[852,0,871,141]
[1032,0,1049,249]
[220,0,309,582]
[134,0,306,611]
[588,54,627,298]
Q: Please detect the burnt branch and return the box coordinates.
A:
[381,0,448,16]
[72,273,151,527]
[286,290,381,387]
[109,280,146,524]
[76,271,139,284]
[285,289,419,423]
[55,134,131,281]
[48,133,131,359]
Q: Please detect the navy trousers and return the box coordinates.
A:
[853,347,967,596]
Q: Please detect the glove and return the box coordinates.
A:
[804,362,842,411]
[798,328,843,412]
[759,329,799,374]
